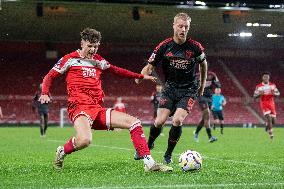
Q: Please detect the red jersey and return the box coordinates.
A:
[52,50,107,105]
[113,102,126,113]
[42,50,144,106]
[254,82,278,104]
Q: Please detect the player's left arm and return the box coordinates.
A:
[194,41,207,96]
[198,59,208,96]
[273,85,280,96]
[0,106,3,119]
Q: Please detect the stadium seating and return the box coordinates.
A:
[0,42,283,125]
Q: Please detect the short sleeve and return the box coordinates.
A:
[148,39,170,66]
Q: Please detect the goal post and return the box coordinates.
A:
[60,108,71,128]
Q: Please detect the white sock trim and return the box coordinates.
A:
[129,120,142,132]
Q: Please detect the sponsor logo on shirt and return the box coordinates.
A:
[82,67,96,78]
[170,59,191,69]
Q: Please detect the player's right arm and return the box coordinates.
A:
[253,86,262,98]
[135,64,155,84]
[39,56,70,104]
[39,70,60,104]
[136,40,166,84]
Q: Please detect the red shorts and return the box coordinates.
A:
[260,102,276,117]
[68,103,113,130]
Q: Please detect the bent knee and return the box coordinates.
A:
[172,118,184,126]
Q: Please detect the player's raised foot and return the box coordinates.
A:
[144,162,173,172]
[209,136,217,143]
[193,132,199,142]
[133,151,143,160]
[54,146,66,170]
[220,128,223,135]
[164,155,173,164]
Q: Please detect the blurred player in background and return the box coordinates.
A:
[113,97,126,113]
[150,84,164,136]
[135,13,207,164]
[254,72,280,139]
[113,97,126,132]
[194,71,220,142]
[33,83,50,137]
[0,106,3,119]
[151,84,163,119]
[211,87,226,134]
[39,28,172,172]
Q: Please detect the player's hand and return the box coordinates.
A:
[143,75,157,83]
[39,95,50,104]
[135,78,142,84]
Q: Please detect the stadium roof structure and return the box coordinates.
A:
[0,1,283,50]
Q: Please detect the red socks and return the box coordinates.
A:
[63,137,77,154]
[129,121,150,157]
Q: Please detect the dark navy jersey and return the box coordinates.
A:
[197,71,221,98]
[148,37,206,88]
[33,91,49,114]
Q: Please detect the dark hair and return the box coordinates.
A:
[262,71,271,76]
[80,28,101,43]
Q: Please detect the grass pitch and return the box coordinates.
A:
[0,126,284,189]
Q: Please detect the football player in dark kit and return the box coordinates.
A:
[194,71,220,142]
[151,84,163,119]
[135,12,208,164]
[33,83,50,137]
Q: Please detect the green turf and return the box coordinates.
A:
[0,126,284,189]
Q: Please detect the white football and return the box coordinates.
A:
[178,150,202,172]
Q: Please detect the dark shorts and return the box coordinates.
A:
[158,83,197,113]
[212,110,224,120]
[38,104,49,116]
[197,96,212,110]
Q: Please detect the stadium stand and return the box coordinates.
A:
[0,42,283,125]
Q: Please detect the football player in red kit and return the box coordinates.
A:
[254,72,280,139]
[39,28,172,172]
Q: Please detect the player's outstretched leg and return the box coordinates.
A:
[128,121,172,172]
[111,110,173,172]
[134,124,162,160]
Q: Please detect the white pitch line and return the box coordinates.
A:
[47,139,282,170]
[67,182,284,189]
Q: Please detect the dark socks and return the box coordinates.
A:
[206,128,212,139]
[195,120,203,134]
[165,126,182,157]
[147,125,162,149]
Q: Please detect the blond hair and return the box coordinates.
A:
[174,13,191,23]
